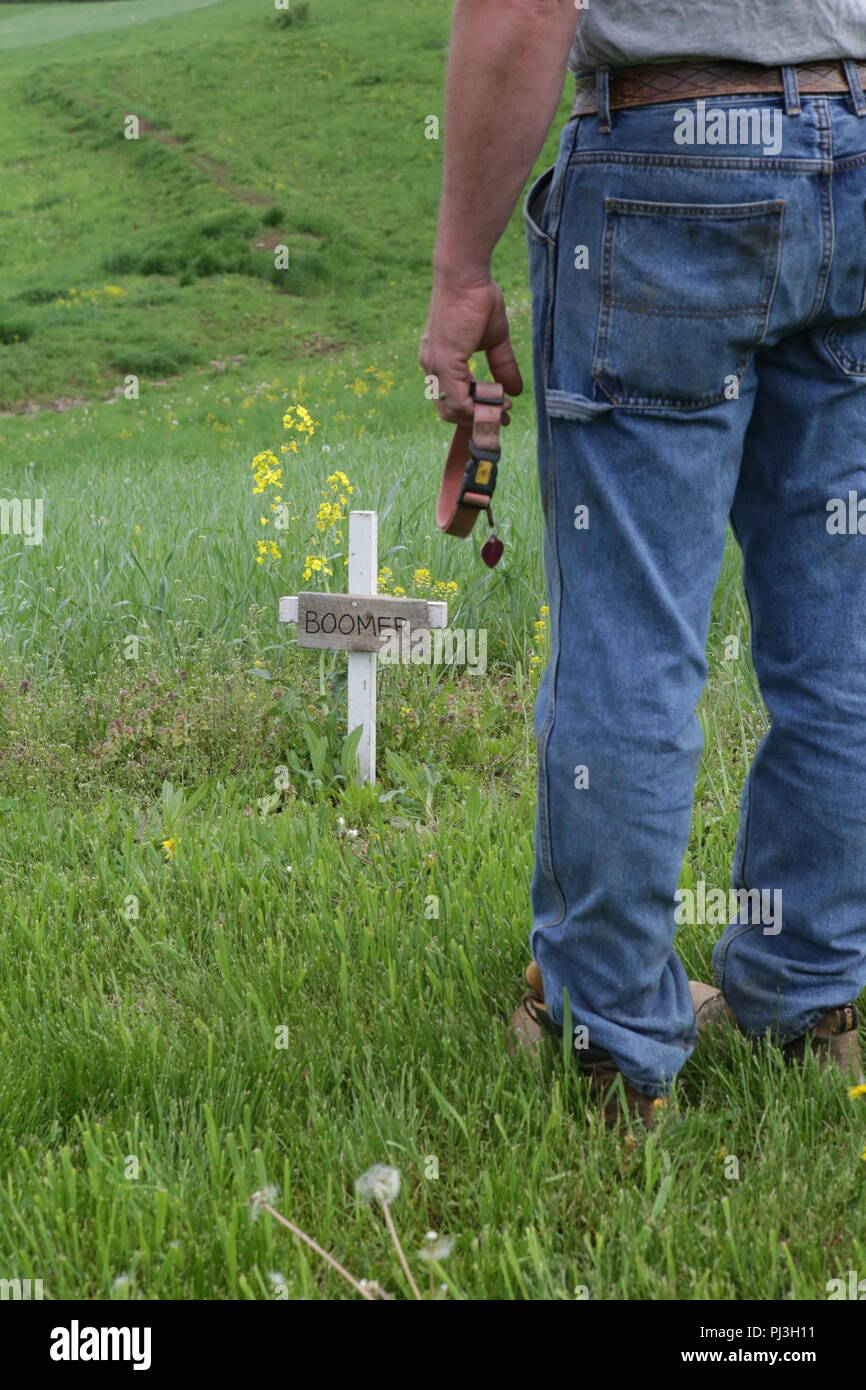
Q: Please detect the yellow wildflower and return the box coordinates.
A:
[302,554,333,583]
[283,404,317,438]
[327,470,353,493]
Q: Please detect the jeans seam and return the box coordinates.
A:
[825,211,866,371]
[805,100,835,323]
[716,508,757,991]
[536,422,566,923]
[606,300,774,316]
[565,150,850,174]
[530,175,567,924]
[824,327,866,374]
[543,119,583,390]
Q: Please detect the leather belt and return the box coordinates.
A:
[571,59,866,119]
[437,381,505,564]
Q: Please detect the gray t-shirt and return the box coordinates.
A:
[570,1,866,74]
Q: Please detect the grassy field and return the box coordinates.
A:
[0,0,864,1302]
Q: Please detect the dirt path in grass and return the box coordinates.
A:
[0,0,226,53]
[136,120,273,208]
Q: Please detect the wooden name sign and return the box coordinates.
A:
[287,592,441,652]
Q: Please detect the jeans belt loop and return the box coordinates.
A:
[843,59,866,116]
[596,66,612,134]
[781,65,802,116]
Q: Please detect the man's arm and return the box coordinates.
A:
[420,0,577,425]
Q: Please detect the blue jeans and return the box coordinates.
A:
[526,88,866,1097]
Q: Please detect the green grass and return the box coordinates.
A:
[0,0,864,1302]
[0,0,225,49]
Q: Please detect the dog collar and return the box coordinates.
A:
[436,380,505,565]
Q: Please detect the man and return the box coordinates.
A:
[420,1,866,1125]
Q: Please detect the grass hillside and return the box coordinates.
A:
[0,0,864,1304]
[0,0,534,411]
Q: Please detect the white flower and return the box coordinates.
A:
[355,1164,401,1205]
[418,1232,454,1262]
[250,1185,279,1219]
[359,1278,392,1300]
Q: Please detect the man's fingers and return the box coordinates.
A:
[436,389,475,425]
[432,373,516,426]
[425,366,472,423]
[485,336,524,400]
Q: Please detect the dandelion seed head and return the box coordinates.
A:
[356,1164,401,1205]
[359,1278,391,1299]
[418,1233,454,1261]
[250,1185,279,1219]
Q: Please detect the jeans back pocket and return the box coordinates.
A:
[593,198,785,410]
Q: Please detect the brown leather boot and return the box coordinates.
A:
[690,980,737,1035]
[691,982,863,1079]
[508,963,671,1127]
[782,1004,863,1080]
[507,961,560,1056]
[578,1052,672,1128]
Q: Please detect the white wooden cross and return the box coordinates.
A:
[279,510,448,783]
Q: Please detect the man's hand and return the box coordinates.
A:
[419,274,522,426]
[419,0,576,430]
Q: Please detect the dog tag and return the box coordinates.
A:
[481,533,504,568]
